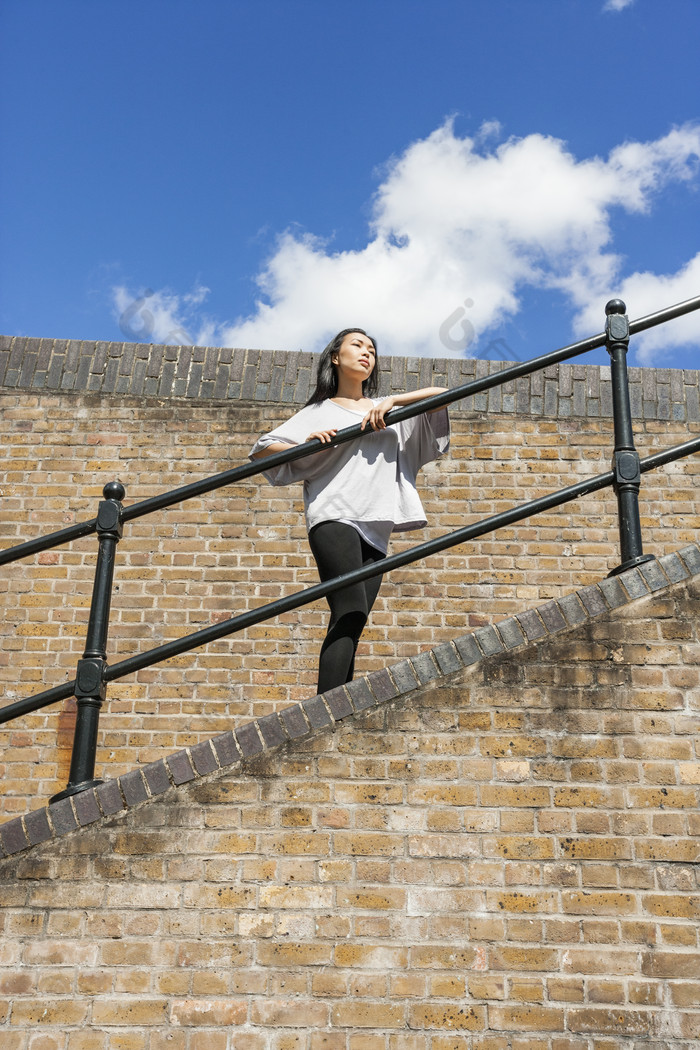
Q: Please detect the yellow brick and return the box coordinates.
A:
[334,945,408,970]
[331,1002,405,1028]
[90,999,169,1026]
[257,943,332,967]
[169,999,247,1026]
[407,1003,487,1030]
[489,1005,565,1031]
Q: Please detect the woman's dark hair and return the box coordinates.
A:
[306,328,379,405]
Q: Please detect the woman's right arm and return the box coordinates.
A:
[251,429,338,459]
[251,441,294,460]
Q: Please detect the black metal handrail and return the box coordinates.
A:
[1,296,699,802]
[2,293,699,568]
[2,430,698,731]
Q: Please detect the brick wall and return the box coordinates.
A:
[1,335,699,817]
[1,553,699,1047]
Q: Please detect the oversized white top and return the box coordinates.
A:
[249,398,450,553]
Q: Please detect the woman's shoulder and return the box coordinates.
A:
[304,398,350,418]
[280,399,340,431]
[298,399,336,420]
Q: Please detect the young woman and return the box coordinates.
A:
[250,328,449,694]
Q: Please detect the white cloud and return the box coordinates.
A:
[570,253,700,366]
[113,283,212,346]
[112,120,700,364]
[603,0,635,11]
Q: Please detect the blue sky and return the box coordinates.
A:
[1,0,699,370]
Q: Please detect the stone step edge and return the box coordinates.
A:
[2,544,699,861]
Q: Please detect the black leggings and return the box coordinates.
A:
[308,522,385,694]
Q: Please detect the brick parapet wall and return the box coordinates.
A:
[1,332,700,420]
[1,337,700,818]
[1,548,699,1045]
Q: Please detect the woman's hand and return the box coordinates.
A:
[306,428,338,444]
[361,396,396,431]
[361,388,448,429]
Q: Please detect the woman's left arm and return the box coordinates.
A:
[361,387,447,431]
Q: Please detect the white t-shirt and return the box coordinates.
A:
[249,398,450,554]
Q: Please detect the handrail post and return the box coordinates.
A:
[51,481,125,802]
[605,299,655,577]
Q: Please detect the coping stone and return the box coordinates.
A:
[577,585,608,618]
[496,617,527,650]
[516,609,547,641]
[474,625,504,657]
[49,797,78,837]
[597,576,628,609]
[324,687,354,721]
[2,335,698,426]
[432,642,464,675]
[390,660,420,695]
[679,544,700,575]
[256,713,287,750]
[346,677,378,712]
[639,559,671,592]
[24,807,52,846]
[0,819,29,857]
[143,761,172,797]
[557,593,588,627]
[119,769,149,807]
[617,568,650,600]
[96,779,125,816]
[411,651,441,686]
[366,668,399,703]
[280,704,310,740]
[658,552,690,584]
[453,634,482,666]
[235,722,264,758]
[211,731,241,769]
[189,740,220,776]
[302,695,334,730]
[72,788,102,827]
[167,751,197,786]
[537,601,568,634]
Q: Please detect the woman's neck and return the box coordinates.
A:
[334,377,366,402]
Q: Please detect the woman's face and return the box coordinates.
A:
[332,332,376,381]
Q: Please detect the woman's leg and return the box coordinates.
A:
[309,522,385,694]
[345,543,384,683]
